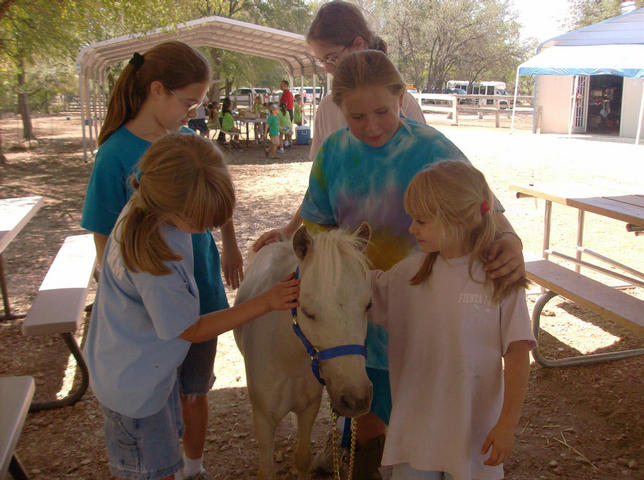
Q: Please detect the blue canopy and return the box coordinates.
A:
[518,8,644,79]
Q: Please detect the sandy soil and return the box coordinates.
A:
[0,113,642,480]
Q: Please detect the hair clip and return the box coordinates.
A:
[136,171,144,184]
[129,52,144,70]
[480,200,490,214]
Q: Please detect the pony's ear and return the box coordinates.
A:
[293,225,313,260]
[354,221,371,252]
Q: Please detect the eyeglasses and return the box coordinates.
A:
[167,88,203,113]
[313,46,348,66]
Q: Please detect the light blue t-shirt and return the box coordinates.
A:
[81,125,228,315]
[300,119,470,369]
[84,210,200,418]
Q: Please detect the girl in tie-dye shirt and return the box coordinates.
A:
[299,50,525,475]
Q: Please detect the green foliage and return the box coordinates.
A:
[374,0,526,91]
[568,0,644,29]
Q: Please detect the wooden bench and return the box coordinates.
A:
[22,234,96,412]
[526,258,644,367]
[0,375,35,480]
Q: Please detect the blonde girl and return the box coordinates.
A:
[369,161,534,480]
[297,50,526,479]
[81,40,244,480]
[84,133,299,480]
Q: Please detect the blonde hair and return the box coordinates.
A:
[404,161,526,302]
[331,50,405,107]
[307,1,387,53]
[99,41,210,145]
[117,133,235,276]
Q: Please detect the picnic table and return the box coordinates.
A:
[235,116,265,146]
[510,182,644,366]
[0,196,43,320]
[0,375,35,479]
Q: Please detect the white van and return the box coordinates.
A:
[293,86,323,103]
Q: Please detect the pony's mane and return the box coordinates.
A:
[306,229,370,300]
[235,228,369,307]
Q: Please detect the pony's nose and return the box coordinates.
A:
[339,387,373,416]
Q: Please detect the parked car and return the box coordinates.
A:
[293,86,323,103]
[221,87,270,106]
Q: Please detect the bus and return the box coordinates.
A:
[445,80,508,95]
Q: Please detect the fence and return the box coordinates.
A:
[411,93,537,130]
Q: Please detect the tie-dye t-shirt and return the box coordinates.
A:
[300,118,470,369]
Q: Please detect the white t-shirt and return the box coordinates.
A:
[370,253,536,480]
[309,91,425,162]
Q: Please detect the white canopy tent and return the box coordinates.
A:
[77,16,323,159]
[511,8,644,144]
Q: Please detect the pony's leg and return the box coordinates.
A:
[253,409,278,480]
[294,396,322,480]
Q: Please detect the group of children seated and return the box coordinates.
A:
[207,94,304,155]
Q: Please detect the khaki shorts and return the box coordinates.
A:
[270,135,280,145]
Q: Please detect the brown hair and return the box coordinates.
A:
[98,41,211,145]
[331,50,405,107]
[404,161,527,303]
[307,1,387,53]
[117,133,234,276]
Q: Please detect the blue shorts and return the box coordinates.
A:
[101,382,184,480]
[367,366,391,425]
[179,337,217,396]
[391,464,455,480]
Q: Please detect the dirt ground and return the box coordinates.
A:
[0,113,643,480]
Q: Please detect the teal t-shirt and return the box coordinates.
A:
[266,114,280,136]
[81,125,229,315]
[300,119,470,369]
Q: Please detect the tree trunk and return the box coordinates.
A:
[17,60,35,141]
[0,134,6,164]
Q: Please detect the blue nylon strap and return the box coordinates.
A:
[317,344,367,360]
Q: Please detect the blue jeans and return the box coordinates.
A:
[101,382,184,480]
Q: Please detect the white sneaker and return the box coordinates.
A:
[279,147,285,153]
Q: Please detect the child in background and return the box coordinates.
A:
[219,97,242,149]
[85,133,299,480]
[293,94,303,127]
[264,103,281,159]
[298,50,526,479]
[370,161,534,480]
[279,79,294,121]
[278,102,292,151]
[80,41,245,480]
[207,101,221,134]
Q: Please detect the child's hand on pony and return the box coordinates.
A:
[480,420,516,466]
[262,272,300,311]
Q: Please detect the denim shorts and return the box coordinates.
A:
[101,382,184,480]
[391,464,455,480]
[178,337,217,396]
[367,366,392,425]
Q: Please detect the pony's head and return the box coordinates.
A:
[293,223,373,417]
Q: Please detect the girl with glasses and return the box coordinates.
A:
[81,40,244,480]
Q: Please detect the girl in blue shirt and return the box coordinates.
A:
[85,133,299,480]
[81,41,244,480]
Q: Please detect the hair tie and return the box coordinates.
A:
[480,200,490,214]
[136,171,144,184]
[129,52,144,70]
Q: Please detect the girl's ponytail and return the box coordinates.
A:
[117,199,181,275]
[98,62,141,145]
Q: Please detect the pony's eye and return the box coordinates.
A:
[365,301,372,312]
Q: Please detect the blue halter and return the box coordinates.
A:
[291,267,368,385]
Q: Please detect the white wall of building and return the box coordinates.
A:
[536,75,573,133]
[620,77,644,138]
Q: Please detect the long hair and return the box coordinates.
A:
[404,161,526,303]
[117,133,235,276]
[331,50,405,107]
[98,41,211,146]
[307,1,387,53]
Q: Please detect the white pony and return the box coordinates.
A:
[234,224,373,480]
